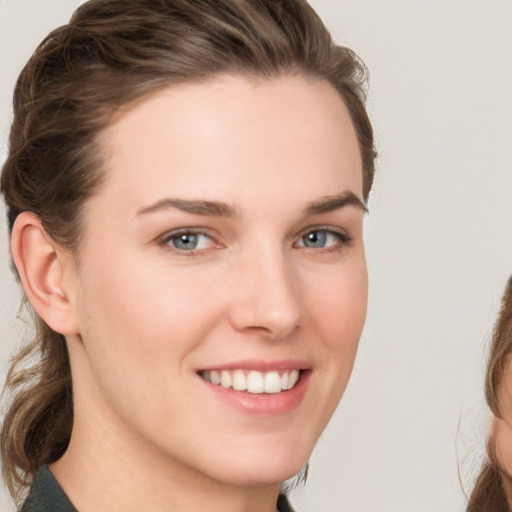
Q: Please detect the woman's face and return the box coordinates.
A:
[67,75,368,487]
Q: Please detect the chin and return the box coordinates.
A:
[198,437,314,488]
[211,464,306,489]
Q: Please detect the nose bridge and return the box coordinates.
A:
[229,240,301,339]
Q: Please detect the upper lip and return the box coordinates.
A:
[197,359,312,372]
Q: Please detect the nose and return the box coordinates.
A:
[228,247,302,340]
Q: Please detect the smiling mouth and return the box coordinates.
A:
[199,369,300,394]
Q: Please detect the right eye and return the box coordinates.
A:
[162,231,216,252]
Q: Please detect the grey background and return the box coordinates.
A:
[1,1,511,511]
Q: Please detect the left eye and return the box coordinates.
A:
[297,229,347,249]
[164,232,215,251]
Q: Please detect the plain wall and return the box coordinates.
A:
[1,1,511,511]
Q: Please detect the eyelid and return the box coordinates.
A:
[159,227,211,242]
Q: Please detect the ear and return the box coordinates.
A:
[11,212,80,336]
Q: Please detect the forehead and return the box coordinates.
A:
[96,74,363,211]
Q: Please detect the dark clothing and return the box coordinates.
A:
[21,467,295,512]
[276,493,296,512]
[20,467,77,512]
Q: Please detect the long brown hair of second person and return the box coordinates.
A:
[468,276,512,511]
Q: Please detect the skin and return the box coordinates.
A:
[491,359,512,506]
[13,75,368,512]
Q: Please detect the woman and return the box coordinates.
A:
[468,276,512,511]
[0,0,376,510]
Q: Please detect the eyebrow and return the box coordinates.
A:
[136,198,237,217]
[303,191,368,216]
[136,190,367,219]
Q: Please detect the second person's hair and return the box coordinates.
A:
[467,276,512,511]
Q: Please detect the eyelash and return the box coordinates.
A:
[158,226,352,257]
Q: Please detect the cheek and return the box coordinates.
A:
[308,255,368,345]
[304,254,368,398]
[493,417,512,477]
[79,254,218,347]
[73,257,225,430]
[494,382,512,477]
[74,255,220,409]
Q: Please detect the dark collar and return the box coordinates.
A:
[21,467,77,512]
[277,493,296,512]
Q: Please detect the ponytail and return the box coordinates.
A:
[1,317,72,500]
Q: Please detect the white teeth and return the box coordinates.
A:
[201,369,301,393]
[232,370,246,391]
[264,371,282,394]
[247,371,265,393]
[280,372,289,390]
[288,369,299,389]
[220,370,232,389]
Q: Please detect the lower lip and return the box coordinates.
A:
[200,371,311,416]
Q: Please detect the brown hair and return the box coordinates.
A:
[0,0,377,500]
[467,276,512,511]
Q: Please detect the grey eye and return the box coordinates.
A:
[297,229,350,250]
[302,230,328,248]
[165,232,215,252]
[171,233,199,250]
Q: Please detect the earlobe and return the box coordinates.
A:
[11,212,80,336]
